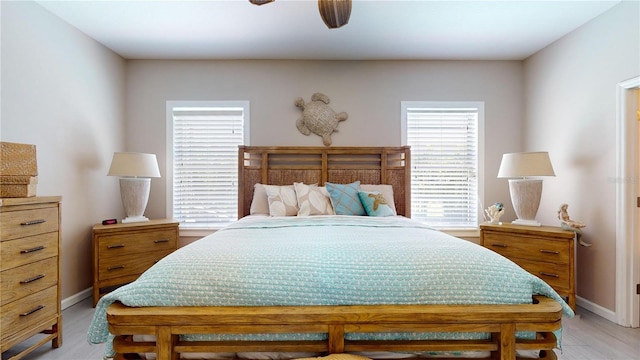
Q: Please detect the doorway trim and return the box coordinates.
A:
[615,75,639,327]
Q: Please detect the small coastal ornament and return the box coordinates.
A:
[295,93,348,146]
[485,202,505,224]
[557,203,592,247]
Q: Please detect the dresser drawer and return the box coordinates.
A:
[514,258,570,292]
[482,232,570,265]
[98,249,174,281]
[0,285,58,343]
[98,229,177,259]
[0,232,58,271]
[1,257,58,306]
[0,207,58,241]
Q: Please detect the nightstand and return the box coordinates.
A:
[92,219,179,306]
[480,222,576,311]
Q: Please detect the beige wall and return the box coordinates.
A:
[524,1,640,311]
[126,60,524,222]
[0,2,127,299]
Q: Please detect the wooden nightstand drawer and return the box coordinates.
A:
[98,249,174,281]
[0,206,58,241]
[93,219,179,306]
[482,233,569,265]
[98,229,177,259]
[0,285,58,343]
[480,223,576,311]
[514,258,570,291]
[0,257,58,306]
[0,232,58,271]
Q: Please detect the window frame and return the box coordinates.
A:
[401,101,485,230]
[166,100,250,236]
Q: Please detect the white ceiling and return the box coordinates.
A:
[36,0,621,61]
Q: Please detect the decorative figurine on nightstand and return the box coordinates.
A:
[485,202,505,224]
[558,203,592,247]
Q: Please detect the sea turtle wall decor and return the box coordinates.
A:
[295,93,348,146]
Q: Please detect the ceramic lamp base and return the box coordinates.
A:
[508,178,543,226]
[122,216,150,223]
[512,219,542,227]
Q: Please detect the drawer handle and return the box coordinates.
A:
[107,265,125,271]
[490,243,507,248]
[539,249,560,255]
[107,244,125,249]
[20,274,46,284]
[154,239,169,244]
[21,219,46,226]
[20,305,45,317]
[20,246,45,254]
[539,272,559,278]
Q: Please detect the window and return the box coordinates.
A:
[166,101,249,230]
[401,101,484,229]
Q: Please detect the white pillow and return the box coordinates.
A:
[294,183,335,216]
[264,184,298,216]
[360,184,397,215]
[249,183,270,215]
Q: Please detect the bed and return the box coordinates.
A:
[88,146,574,360]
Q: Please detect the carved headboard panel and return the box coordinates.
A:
[238,146,411,218]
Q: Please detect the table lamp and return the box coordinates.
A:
[497,151,555,226]
[108,152,161,223]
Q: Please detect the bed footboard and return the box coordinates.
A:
[107,296,562,360]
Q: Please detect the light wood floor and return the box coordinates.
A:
[3,298,639,360]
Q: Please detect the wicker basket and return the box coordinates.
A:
[0,142,38,176]
[0,176,38,197]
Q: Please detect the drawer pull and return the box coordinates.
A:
[20,305,45,317]
[21,219,46,226]
[20,274,46,284]
[490,243,507,248]
[107,244,125,249]
[107,265,125,271]
[539,249,560,255]
[20,246,45,254]
[154,239,169,244]
[539,272,559,278]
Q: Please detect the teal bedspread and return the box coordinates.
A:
[87,216,574,352]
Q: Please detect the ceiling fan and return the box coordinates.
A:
[249,0,352,29]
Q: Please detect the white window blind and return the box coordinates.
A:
[402,102,483,228]
[167,101,249,229]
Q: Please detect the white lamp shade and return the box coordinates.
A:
[497,152,555,178]
[108,152,161,178]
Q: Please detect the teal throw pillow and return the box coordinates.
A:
[325,181,366,216]
[358,190,395,217]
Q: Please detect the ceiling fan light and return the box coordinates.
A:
[249,0,275,5]
[318,0,352,29]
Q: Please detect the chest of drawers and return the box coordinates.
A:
[0,196,62,359]
[480,223,576,310]
[92,219,179,306]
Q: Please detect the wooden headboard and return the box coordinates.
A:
[238,146,411,218]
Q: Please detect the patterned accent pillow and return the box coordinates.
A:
[358,190,395,217]
[325,181,366,216]
[294,183,335,216]
[264,185,298,216]
[360,184,397,215]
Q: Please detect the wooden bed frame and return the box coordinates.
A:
[106,146,564,360]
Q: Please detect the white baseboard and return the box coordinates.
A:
[61,287,92,310]
[576,295,617,323]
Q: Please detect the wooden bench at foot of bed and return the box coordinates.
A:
[107,295,562,360]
